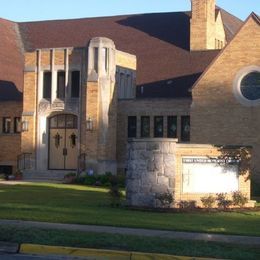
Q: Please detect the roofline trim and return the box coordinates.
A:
[251,12,260,24]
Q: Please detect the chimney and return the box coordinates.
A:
[190,0,216,50]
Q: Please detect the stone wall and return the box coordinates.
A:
[127,139,177,207]
[127,139,253,208]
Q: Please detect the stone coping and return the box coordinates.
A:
[128,138,252,149]
[128,138,178,142]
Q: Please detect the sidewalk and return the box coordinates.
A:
[1,219,260,246]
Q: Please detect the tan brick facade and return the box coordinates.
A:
[0,102,22,173]
[0,0,258,205]
[174,144,252,207]
[117,99,191,171]
[191,16,260,182]
[190,0,226,50]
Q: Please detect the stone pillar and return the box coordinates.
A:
[126,139,177,207]
[85,37,117,175]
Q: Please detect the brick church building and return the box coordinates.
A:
[0,0,259,183]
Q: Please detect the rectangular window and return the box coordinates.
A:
[167,116,177,138]
[3,117,11,134]
[141,116,150,138]
[57,71,65,99]
[102,48,109,72]
[120,73,125,97]
[43,71,52,99]
[71,71,80,98]
[181,116,190,142]
[154,116,164,138]
[128,116,137,138]
[14,117,21,133]
[94,47,99,73]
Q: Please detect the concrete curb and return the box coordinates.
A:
[19,244,214,260]
[0,241,19,254]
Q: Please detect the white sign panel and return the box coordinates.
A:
[182,157,239,193]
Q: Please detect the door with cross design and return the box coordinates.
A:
[49,114,78,170]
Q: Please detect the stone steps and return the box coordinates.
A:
[22,171,76,182]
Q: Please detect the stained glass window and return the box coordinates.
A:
[154,116,164,138]
[240,72,260,101]
[167,116,177,138]
[141,116,150,138]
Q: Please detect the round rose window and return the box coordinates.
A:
[240,72,260,101]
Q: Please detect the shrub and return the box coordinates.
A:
[232,191,248,208]
[83,175,97,186]
[74,177,85,184]
[178,200,196,210]
[108,177,123,207]
[201,195,216,209]
[156,192,174,208]
[98,172,112,186]
[74,172,126,188]
[216,193,232,210]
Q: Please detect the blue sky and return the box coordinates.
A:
[0,0,259,22]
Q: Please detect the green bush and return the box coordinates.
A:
[178,200,196,210]
[74,177,85,184]
[156,192,174,208]
[108,175,123,207]
[216,193,232,210]
[98,172,112,186]
[232,191,248,207]
[201,195,216,209]
[74,172,126,188]
[83,175,97,186]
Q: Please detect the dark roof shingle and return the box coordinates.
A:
[0,9,243,100]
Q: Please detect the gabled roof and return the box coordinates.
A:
[251,12,260,24]
[0,18,24,101]
[191,12,260,92]
[217,7,243,42]
[0,8,243,101]
[18,10,242,99]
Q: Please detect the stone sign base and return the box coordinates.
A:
[126,139,255,208]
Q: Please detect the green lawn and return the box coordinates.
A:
[1,226,260,260]
[0,182,260,236]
